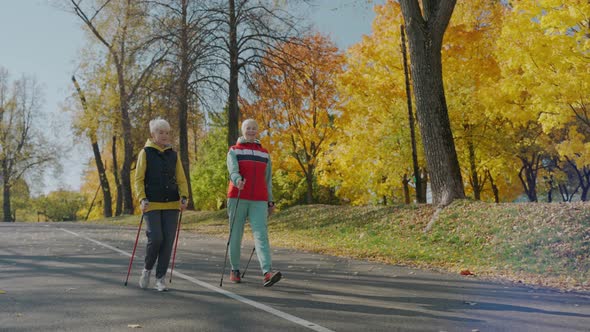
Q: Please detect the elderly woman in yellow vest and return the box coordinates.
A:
[134,117,188,291]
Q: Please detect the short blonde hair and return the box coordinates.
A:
[149,117,170,134]
[241,118,258,135]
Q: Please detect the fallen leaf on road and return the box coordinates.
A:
[460,269,474,276]
[0,290,6,294]
[128,324,142,328]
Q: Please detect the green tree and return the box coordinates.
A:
[0,178,30,222]
[191,120,228,210]
[36,190,86,221]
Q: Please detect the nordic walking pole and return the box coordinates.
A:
[241,247,256,278]
[169,210,183,283]
[220,188,241,287]
[124,214,144,286]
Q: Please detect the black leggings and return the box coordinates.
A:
[144,209,179,279]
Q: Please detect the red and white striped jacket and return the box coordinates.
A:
[226,137,273,202]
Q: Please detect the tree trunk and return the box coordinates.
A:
[401,24,424,204]
[467,138,481,200]
[192,117,199,158]
[112,136,123,215]
[227,0,240,148]
[420,168,428,202]
[399,0,464,206]
[486,169,499,203]
[582,166,590,201]
[85,184,101,221]
[402,174,411,204]
[117,77,135,215]
[178,0,195,209]
[91,136,113,217]
[518,154,539,202]
[546,174,554,203]
[566,157,590,201]
[305,164,314,204]
[2,170,11,222]
[558,184,572,202]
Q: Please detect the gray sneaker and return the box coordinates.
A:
[139,269,151,289]
[155,277,168,292]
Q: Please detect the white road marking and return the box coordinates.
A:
[59,227,334,332]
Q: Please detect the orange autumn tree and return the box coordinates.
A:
[241,33,345,204]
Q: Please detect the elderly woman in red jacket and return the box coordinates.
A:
[226,118,281,287]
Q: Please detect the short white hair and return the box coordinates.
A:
[241,118,258,135]
[149,117,170,134]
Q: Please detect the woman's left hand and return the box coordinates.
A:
[180,198,188,211]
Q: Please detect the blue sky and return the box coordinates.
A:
[0,0,382,194]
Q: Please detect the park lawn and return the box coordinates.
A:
[89,200,590,292]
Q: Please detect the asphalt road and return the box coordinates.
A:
[1,222,589,332]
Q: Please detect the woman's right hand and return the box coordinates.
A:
[140,199,149,213]
[237,178,246,190]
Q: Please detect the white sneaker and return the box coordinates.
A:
[155,277,168,292]
[139,269,151,289]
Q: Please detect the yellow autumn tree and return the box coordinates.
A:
[326,0,523,204]
[323,1,418,205]
[443,0,524,202]
[493,0,590,201]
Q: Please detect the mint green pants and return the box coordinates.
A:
[227,198,272,274]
